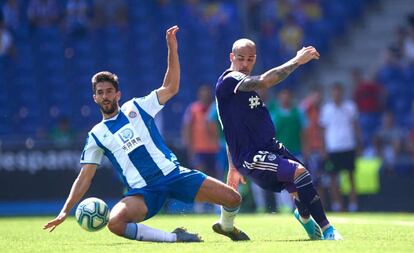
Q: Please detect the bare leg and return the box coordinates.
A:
[329,173,343,212]
[107,196,197,242]
[348,171,358,211]
[195,176,241,208]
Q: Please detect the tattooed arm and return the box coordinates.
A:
[238,46,320,92]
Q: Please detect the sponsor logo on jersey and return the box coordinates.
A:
[118,128,134,143]
[121,136,143,153]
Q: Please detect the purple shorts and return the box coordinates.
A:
[240,140,304,193]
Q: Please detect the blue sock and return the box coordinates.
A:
[124,223,138,240]
[294,170,329,228]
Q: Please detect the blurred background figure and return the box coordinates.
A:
[2,0,21,35]
[0,18,14,58]
[268,88,307,212]
[63,0,90,38]
[352,68,385,147]
[321,83,361,212]
[27,0,60,31]
[92,0,127,29]
[300,86,328,208]
[373,111,409,175]
[182,85,219,213]
[48,117,75,149]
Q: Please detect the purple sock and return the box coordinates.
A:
[295,171,329,228]
[294,198,310,219]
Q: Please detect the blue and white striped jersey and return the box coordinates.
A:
[80,90,179,189]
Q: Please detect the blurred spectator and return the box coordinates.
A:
[300,86,328,207]
[300,0,322,22]
[0,19,14,58]
[352,68,385,146]
[373,112,405,174]
[321,83,361,212]
[27,0,60,29]
[2,0,21,34]
[182,85,219,178]
[278,14,303,53]
[269,88,307,157]
[268,88,307,212]
[64,0,90,37]
[403,23,414,63]
[48,117,75,148]
[92,0,128,29]
[182,85,219,213]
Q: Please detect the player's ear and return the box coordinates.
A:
[93,94,98,104]
[116,91,122,101]
[230,52,235,63]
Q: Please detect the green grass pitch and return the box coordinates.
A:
[1,213,413,253]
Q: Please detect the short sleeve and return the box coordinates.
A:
[348,101,358,120]
[133,90,164,118]
[80,133,104,165]
[319,104,329,127]
[216,71,247,99]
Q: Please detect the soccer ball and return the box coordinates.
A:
[75,197,110,232]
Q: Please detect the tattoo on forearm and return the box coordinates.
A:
[237,76,263,91]
[270,61,299,84]
[238,61,299,92]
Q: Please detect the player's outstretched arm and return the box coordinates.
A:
[238,46,320,92]
[43,164,97,232]
[157,25,180,105]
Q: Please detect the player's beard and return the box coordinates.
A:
[99,99,118,115]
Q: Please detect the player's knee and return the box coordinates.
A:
[226,188,242,208]
[108,216,126,236]
[294,165,308,180]
[293,165,313,189]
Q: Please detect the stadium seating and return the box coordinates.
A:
[0,0,389,143]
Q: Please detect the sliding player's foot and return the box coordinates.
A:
[212,222,250,241]
[172,227,203,242]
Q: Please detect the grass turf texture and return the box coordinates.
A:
[1,213,413,253]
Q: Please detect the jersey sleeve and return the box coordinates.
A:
[216,71,247,99]
[80,133,104,165]
[348,101,358,120]
[133,90,164,118]
[319,104,329,128]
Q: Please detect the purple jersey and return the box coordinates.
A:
[215,70,276,172]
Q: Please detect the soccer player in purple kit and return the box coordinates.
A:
[212,39,342,241]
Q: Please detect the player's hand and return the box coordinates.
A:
[294,46,320,65]
[43,211,68,232]
[227,167,246,190]
[166,25,179,51]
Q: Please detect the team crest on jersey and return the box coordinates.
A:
[128,111,137,118]
[118,128,134,143]
[267,154,277,161]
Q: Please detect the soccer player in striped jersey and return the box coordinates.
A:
[213,39,342,240]
[43,26,248,243]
